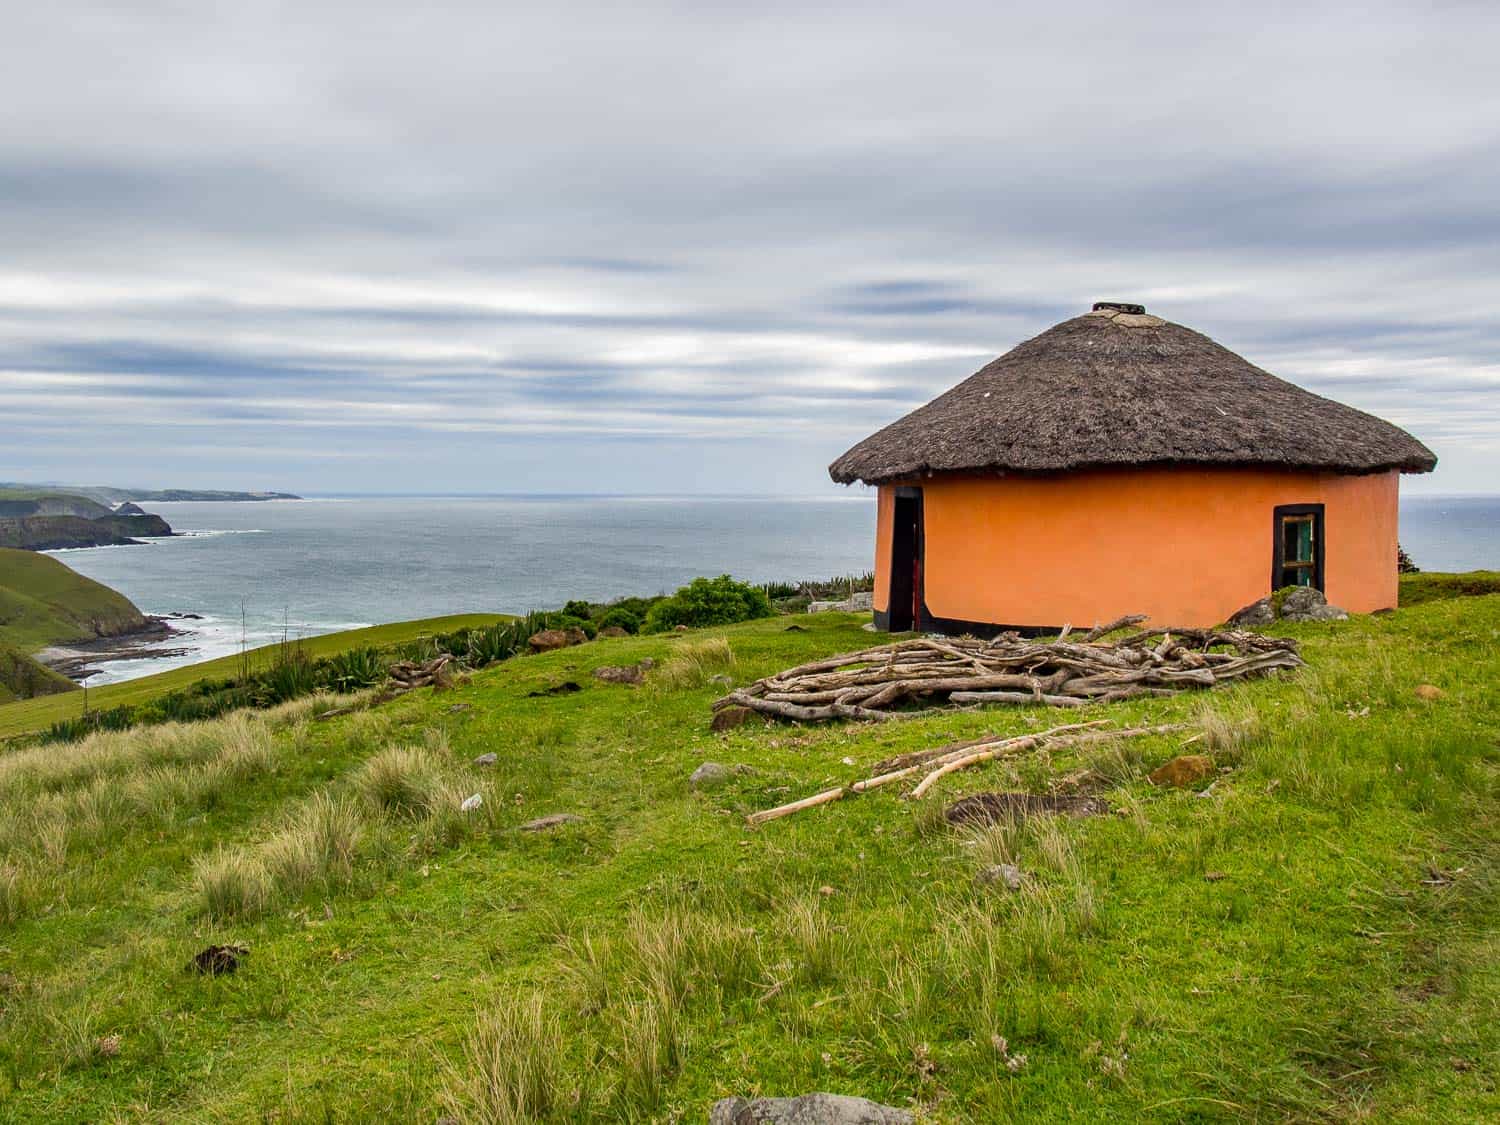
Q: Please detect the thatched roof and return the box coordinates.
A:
[829,303,1437,485]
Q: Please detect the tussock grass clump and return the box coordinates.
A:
[356,746,442,818]
[193,848,272,921]
[441,995,572,1125]
[653,637,734,690]
[263,793,364,897]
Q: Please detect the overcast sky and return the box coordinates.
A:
[2,1,1497,495]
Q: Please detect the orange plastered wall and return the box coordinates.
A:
[873,486,894,613]
[873,467,1398,628]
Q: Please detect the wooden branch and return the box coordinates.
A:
[745,786,847,826]
[1080,614,1149,643]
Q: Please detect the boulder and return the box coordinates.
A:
[1229,597,1275,626]
[598,625,630,638]
[690,761,734,790]
[519,813,583,832]
[710,1094,913,1125]
[1149,754,1215,788]
[711,706,759,733]
[1279,586,1349,622]
[528,628,586,653]
[593,664,644,685]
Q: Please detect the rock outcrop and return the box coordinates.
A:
[1230,586,1348,626]
[0,513,173,551]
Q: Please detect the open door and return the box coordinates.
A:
[887,487,925,632]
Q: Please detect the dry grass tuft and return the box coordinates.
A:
[193,848,272,921]
[441,994,571,1125]
[356,746,441,818]
[654,637,734,690]
[263,793,364,897]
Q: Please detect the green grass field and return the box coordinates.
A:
[0,614,513,739]
[0,592,1494,1121]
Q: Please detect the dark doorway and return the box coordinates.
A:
[888,487,925,631]
[1272,503,1325,592]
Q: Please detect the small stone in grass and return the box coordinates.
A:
[460,793,483,812]
[1204,871,1227,882]
[690,762,734,790]
[975,863,1026,891]
[520,813,583,832]
[819,885,836,897]
[710,1094,912,1125]
[1415,683,1444,701]
[472,752,498,767]
[96,1034,121,1058]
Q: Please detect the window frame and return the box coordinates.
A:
[1271,503,1326,593]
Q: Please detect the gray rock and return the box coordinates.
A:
[472,752,498,767]
[1293,602,1349,621]
[710,1093,913,1125]
[1229,597,1274,626]
[1280,586,1349,621]
[1279,586,1326,616]
[519,813,583,832]
[690,761,734,790]
[710,673,734,686]
[975,863,1025,891]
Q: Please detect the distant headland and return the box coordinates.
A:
[0,482,300,552]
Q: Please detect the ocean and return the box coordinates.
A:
[41,493,1500,685]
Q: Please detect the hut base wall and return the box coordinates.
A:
[874,468,1398,630]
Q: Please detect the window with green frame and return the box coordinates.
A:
[1273,504,1324,591]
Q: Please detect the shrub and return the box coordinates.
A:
[597,607,641,634]
[546,613,597,639]
[641,576,774,633]
[561,599,597,621]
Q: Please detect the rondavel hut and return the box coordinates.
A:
[830,302,1436,634]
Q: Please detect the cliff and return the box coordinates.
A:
[0,513,174,551]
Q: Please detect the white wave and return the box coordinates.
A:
[172,528,269,538]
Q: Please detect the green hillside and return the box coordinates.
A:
[0,549,154,702]
[0,548,149,652]
[0,613,514,738]
[0,596,1494,1120]
[0,490,116,519]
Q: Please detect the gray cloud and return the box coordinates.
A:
[2,1,1498,494]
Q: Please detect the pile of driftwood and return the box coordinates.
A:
[714,617,1302,724]
[386,654,455,693]
[747,719,1183,825]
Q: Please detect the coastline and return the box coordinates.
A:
[33,615,191,682]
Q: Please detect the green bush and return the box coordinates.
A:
[642,576,774,633]
[598,607,642,634]
[561,599,597,621]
